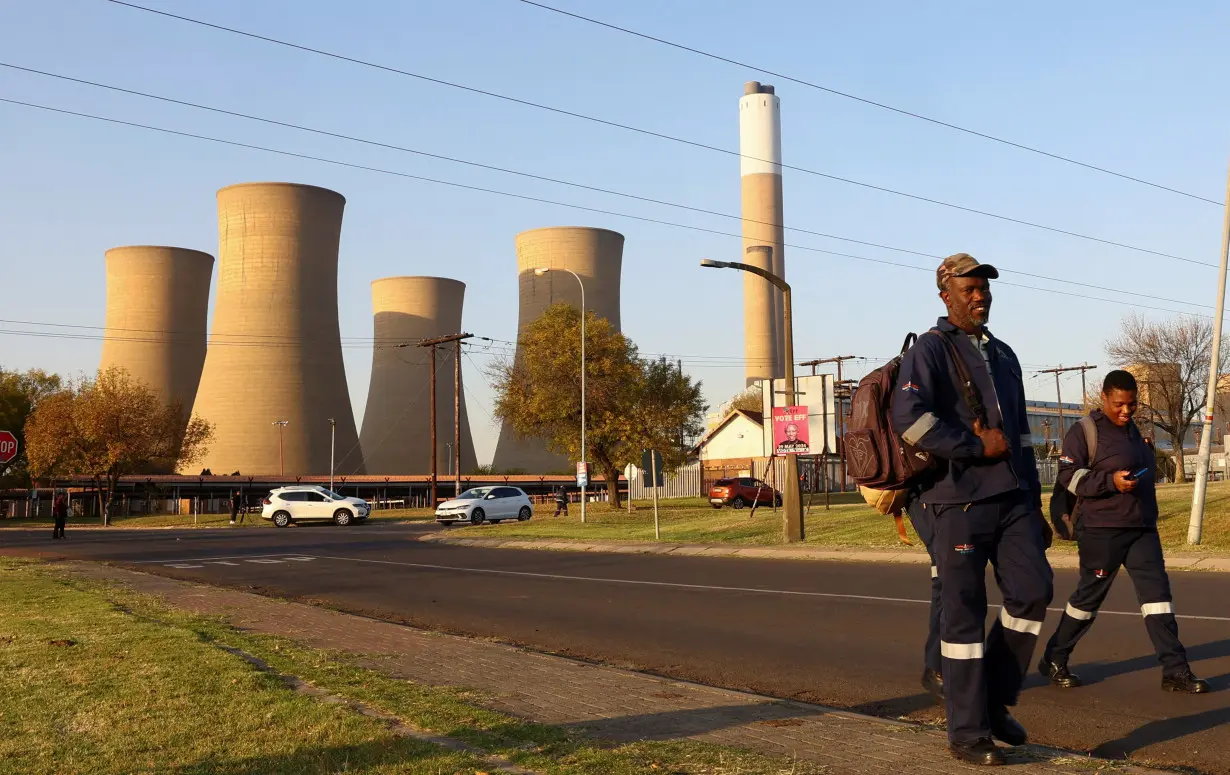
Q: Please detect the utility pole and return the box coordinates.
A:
[1189,160,1230,546]
[454,337,464,498]
[272,420,289,477]
[1036,365,1097,435]
[411,332,473,508]
[799,356,857,493]
[328,418,336,492]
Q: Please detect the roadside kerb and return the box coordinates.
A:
[414,532,1230,571]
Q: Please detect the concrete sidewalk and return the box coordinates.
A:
[67,562,1162,775]
[416,532,1230,572]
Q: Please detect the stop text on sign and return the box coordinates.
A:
[0,431,18,465]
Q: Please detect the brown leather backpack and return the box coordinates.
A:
[845,331,985,492]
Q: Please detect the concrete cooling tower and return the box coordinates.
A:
[99,245,213,432]
[186,182,363,476]
[491,227,624,473]
[360,277,477,475]
[739,81,786,385]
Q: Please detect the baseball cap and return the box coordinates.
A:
[936,253,999,290]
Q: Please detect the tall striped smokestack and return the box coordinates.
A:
[739,81,785,385]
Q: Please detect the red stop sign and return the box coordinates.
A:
[0,431,18,465]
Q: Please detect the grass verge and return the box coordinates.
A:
[0,558,823,775]
[475,482,1230,553]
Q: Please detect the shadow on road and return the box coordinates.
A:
[1092,700,1230,759]
[1068,638,1230,686]
[560,700,824,741]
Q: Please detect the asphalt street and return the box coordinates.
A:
[5,522,1228,773]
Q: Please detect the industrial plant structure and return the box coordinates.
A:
[360,276,477,475]
[187,182,363,476]
[490,226,624,473]
[99,245,214,441]
[739,81,786,385]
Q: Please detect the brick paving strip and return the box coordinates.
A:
[63,562,1165,775]
[414,533,1230,572]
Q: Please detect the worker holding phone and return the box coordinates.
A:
[1038,370,1209,693]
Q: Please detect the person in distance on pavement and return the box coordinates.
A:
[893,253,1054,766]
[1038,369,1210,694]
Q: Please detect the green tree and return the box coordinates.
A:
[24,367,214,525]
[490,304,706,508]
[0,367,62,486]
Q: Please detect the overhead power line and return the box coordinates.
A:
[1,62,1212,309]
[0,96,1217,323]
[514,0,1220,207]
[101,0,1211,267]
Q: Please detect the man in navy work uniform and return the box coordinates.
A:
[893,253,1053,766]
[1039,370,1210,694]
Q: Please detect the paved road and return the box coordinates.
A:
[5,524,1228,773]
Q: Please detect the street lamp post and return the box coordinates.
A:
[328,418,336,492]
[701,251,804,542]
[534,267,587,523]
[272,420,289,478]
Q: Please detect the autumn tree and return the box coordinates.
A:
[1106,315,1228,482]
[490,304,706,508]
[24,367,214,524]
[727,385,763,416]
[0,367,61,486]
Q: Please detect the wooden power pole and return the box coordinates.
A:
[1036,364,1098,435]
[411,333,472,507]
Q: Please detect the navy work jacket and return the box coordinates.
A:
[891,317,1041,507]
[1056,410,1158,529]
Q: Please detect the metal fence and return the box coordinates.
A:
[628,461,703,500]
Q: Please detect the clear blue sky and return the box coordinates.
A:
[3,0,1228,465]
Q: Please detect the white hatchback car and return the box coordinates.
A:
[262,485,370,528]
[435,486,533,525]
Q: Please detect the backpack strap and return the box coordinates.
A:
[933,331,989,427]
[1078,415,1097,462]
[899,332,918,355]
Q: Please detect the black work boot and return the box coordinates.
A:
[988,705,1027,746]
[949,738,1005,766]
[1038,657,1083,688]
[1162,669,1211,694]
[921,667,944,703]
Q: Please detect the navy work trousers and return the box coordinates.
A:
[1044,527,1187,676]
[906,499,942,674]
[933,490,1053,744]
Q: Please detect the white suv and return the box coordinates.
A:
[435,486,533,525]
[262,486,370,528]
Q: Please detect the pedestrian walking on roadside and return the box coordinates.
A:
[1039,370,1210,694]
[893,253,1054,766]
[553,485,569,517]
[230,489,243,525]
[52,491,68,539]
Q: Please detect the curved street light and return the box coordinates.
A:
[700,248,804,542]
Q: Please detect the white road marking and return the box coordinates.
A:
[165,563,203,568]
[303,554,1230,624]
[284,557,315,562]
[245,559,285,564]
[132,553,300,564]
[206,561,239,566]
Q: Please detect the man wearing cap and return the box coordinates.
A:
[892,253,1053,765]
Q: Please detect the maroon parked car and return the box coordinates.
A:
[708,477,782,509]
